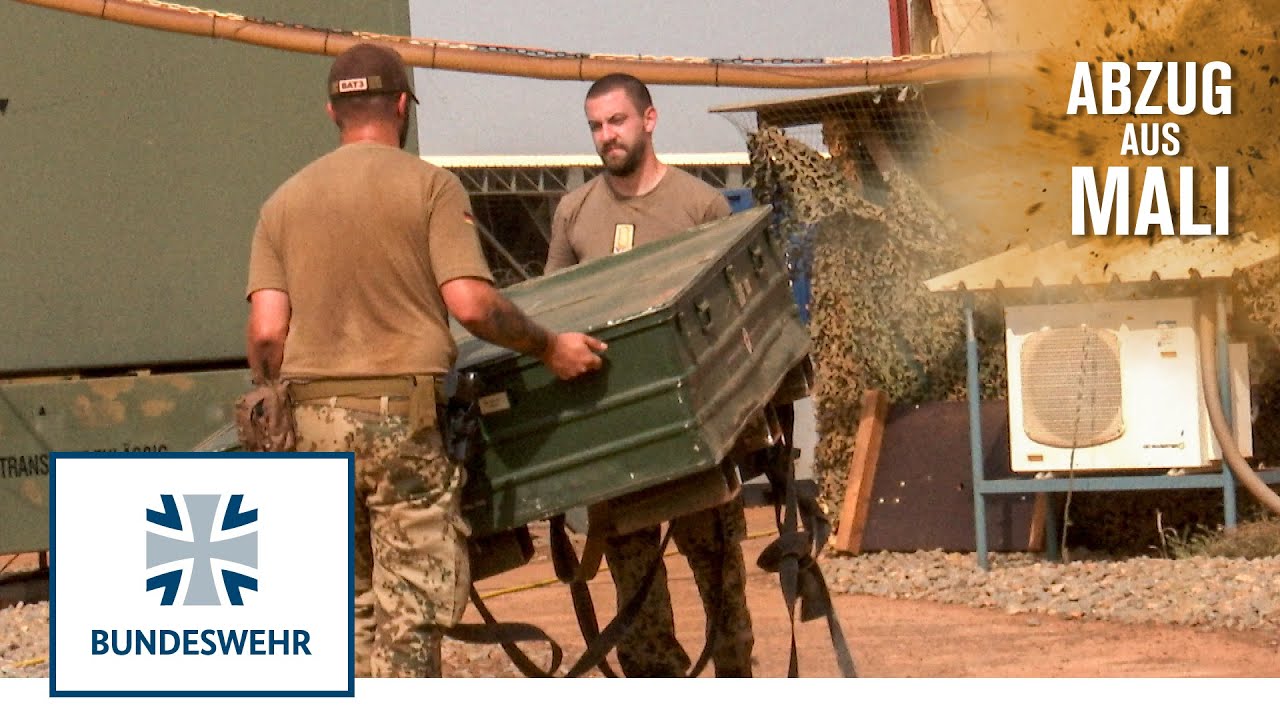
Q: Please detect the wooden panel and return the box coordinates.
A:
[833,390,889,553]
[859,399,1039,552]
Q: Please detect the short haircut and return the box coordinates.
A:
[585,73,653,113]
[329,93,401,129]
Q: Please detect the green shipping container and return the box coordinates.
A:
[453,206,811,536]
[0,1,412,555]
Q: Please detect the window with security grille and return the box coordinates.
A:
[1020,326,1124,449]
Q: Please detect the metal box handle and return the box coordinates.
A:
[749,244,766,275]
[726,263,753,308]
[695,299,714,332]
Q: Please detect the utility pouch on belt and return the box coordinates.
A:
[442,371,483,465]
[407,376,438,436]
[234,381,297,452]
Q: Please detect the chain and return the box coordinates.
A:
[116,0,926,66]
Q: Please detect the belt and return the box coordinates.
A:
[299,395,413,416]
[289,375,446,431]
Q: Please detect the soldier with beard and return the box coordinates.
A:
[545,75,732,269]
[545,73,753,677]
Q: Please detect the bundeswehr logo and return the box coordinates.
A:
[146,494,258,606]
[50,452,354,696]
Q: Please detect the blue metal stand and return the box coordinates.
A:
[966,287,1241,570]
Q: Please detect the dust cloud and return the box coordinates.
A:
[930,0,1278,256]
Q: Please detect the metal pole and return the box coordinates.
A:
[1043,494,1061,562]
[473,217,531,283]
[1216,285,1238,528]
[887,0,912,56]
[965,296,990,569]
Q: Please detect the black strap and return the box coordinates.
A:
[558,524,675,677]
[557,520,719,678]
[549,516,618,677]
[462,524,674,677]
[466,520,723,678]
[446,588,566,677]
[756,405,857,678]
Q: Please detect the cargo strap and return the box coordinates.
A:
[462,524,683,677]
[568,504,611,582]
[289,375,445,432]
[756,403,858,678]
[445,588,566,677]
[548,516,618,677]
[545,514,721,678]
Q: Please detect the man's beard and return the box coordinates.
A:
[599,139,644,177]
[398,115,410,149]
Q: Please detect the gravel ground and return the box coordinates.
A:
[4,550,1278,678]
[0,599,46,679]
[822,551,1280,632]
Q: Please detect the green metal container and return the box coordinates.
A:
[0,370,252,554]
[0,1,411,555]
[0,1,412,374]
[453,206,811,536]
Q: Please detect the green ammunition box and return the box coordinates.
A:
[453,206,810,537]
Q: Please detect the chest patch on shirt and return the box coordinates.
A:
[612,223,635,254]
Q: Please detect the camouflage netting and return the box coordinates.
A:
[727,65,1280,555]
[743,121,1008,535]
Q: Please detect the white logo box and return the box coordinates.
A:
[50,452,354,697]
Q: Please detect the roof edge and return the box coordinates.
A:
[422,152,750,169]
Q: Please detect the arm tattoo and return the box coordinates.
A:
[483,297,550,357]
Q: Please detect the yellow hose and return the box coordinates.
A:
[479,528,780,599]
[479,578,560,600]
[14,0,1023,88]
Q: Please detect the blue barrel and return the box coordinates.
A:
[722,188,756,214]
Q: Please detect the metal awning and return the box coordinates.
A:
[925,234,1280,293]
[421,152,749,169]
[707,75,1015,129]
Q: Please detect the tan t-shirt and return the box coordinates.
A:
[545,167,731,272]
[245,142,492,378]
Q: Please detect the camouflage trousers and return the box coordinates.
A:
[294,404,470,678]
[602,496,754,677]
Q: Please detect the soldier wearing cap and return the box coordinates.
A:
[244,43,606,678]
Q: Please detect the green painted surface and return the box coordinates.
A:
[0,1,411,373]
[0,369,253,553]
[0,2,410,553]
[453,207,811,535]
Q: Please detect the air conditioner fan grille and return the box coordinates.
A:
[1020,326,1124,449]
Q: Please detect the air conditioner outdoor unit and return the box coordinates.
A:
[1005,297,1252,473]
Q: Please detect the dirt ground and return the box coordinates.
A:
[5,505,1279,678]
[468,506,1280,678]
